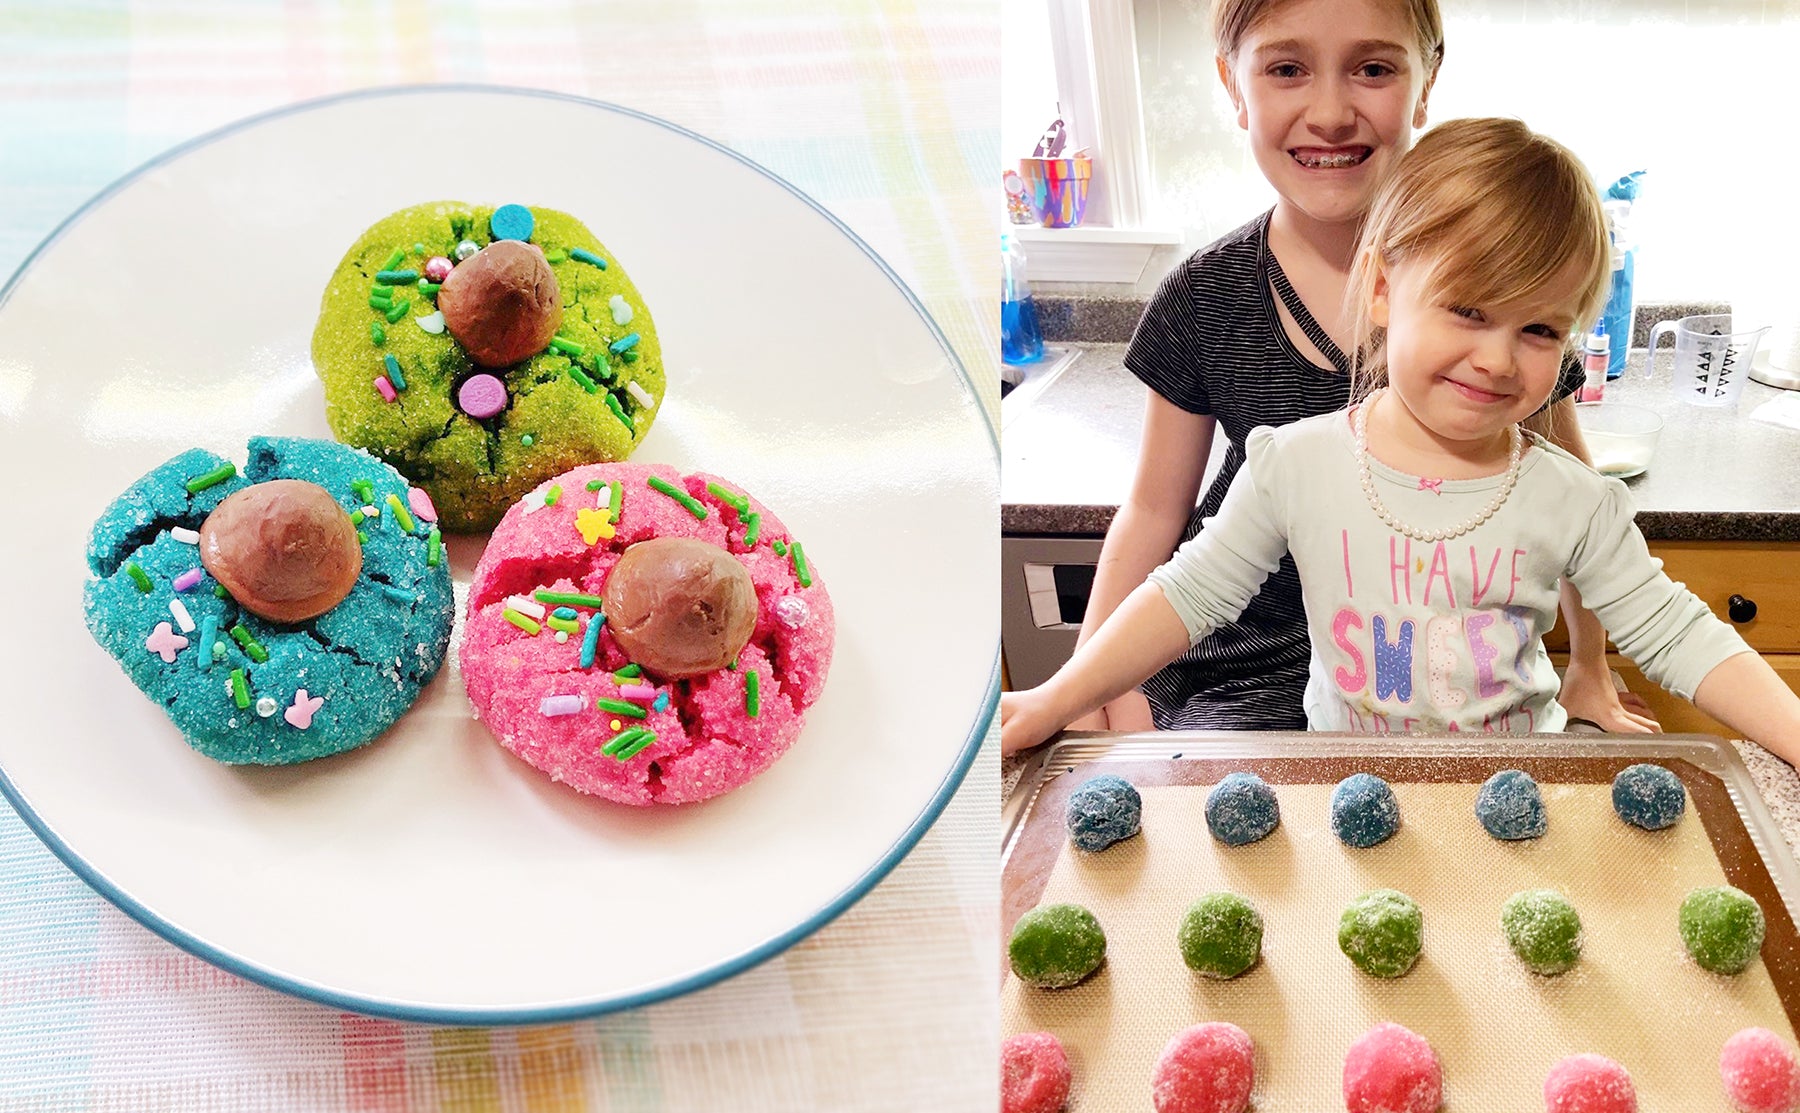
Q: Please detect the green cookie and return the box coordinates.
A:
[1178,891,1263,979]
[1009,903,1106,988]
[1339,889,1423,978]
[1680,885,1765,974]
[1501,890,1582,975]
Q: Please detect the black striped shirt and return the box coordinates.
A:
[1123,210,1584,730]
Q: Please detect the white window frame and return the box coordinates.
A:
[1017,0,1179,283]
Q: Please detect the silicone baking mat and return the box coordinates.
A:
[1001,736,1800,1111]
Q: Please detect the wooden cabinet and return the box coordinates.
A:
[1547,541,1800,734]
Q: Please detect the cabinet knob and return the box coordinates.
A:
[1728,594,1758,624]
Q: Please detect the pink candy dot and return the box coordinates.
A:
[407,487,438,523]
[1153,1022,1254,1113]
[1723,1028,1800,1113]
[458,374,508,419]
[423,255,454,282]
[1001,1031,1070,1113]
[1344,1023,1440,1113]
[1545,1054,1636,1113]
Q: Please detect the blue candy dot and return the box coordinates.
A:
[1065,774,1142,852]
[490,204,535,242]
[1206,772,1280,846]
[1475,769,1547,840]
[1332,772,1401,848]
[1612,763,1686,831]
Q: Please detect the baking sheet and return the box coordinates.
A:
[1001,736,1800,1111]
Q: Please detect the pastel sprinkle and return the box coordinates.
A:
[384,298,410,323]
[743,512,763,547]
[603,392,635,433]
[549,337,584,357]
[145,622,188,663]
[626,381,655,409]
[229,624,269,663]
[602,728,648,757]
[609,481,622,518]
[503,609,541,635]
[575,506,614,544]
[647,475,706,519]
[356,530,368,545]
[555,631,570,643]
[791,542,812,587]
[369,321,386,345]
[609,719,622,731]
[424,256,453,282]
[352,479,374,502]
[490,204,534,241]
[520,434,535,447]
[255,696,279,718]
[615,731,658,761]
[368,287,392,306]
[383,354,407,391]
[534,590,607,608]
[124,562,153,593]
[546,615,579,634]
[374,376,397,403]
[746,669,760,718]
[385,492,416,533]
[609,294,633,325]
[521,487,551,514]
[619,683,657,701]
[455,240,479,261]
[773,540,787,556]
[608,332,640,355]
[168,598,196,633]
[545,248,568,264]
[552,607,578,620]
[408,487,437,523]
[417,281,439,296]
[185,462,236,494]
[569,366,598,393]
[197,615,218,671]
[544,484,562,507]
[652,691,670,713]
[211,641,226,660]
[376,269,419,285]
[570,248,607,269]
[170,527,200,545]
[580,612,604,668]
[414,311,446,335]
[375,583,415,606]
[505,595,547,620]
[172,567,203,593]
[706,483,750,512]
[613,664,643,680]
[381,248,406,270]
[349,509,365,528]
[586,480,605,492]
[596,698,647,719]
[229,669,250,709]
[426,528,442,567]
[362,504,379,519]
[539,695,584,717]
[285,689,324,729]
[213,584,227,599]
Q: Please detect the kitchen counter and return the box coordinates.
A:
[1002,345,1800,541]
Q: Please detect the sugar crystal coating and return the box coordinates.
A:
[1612,763,1686,831]
[1001,1031,1071,1113]
[1544,1053,1636,1113]
[1476,768,1547,840]
[1721,1027,1800,1113]
[1332,772,1401,848]
[1343,1023,1441,1113]
[1152,1022,1254,1113]
[1502,889,1583,975]
[1066,773,1142,852]
[1009,903,1106,989]
[1339,889,1423,978]
[1205,772,1280,846]
[1178,892,1263,979]
[1681,885,1766,974]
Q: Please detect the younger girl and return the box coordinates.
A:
[1002,118,1800,762]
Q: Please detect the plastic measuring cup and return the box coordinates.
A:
[1644,313,1768,407]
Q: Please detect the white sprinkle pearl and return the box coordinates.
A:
[774,594,810,629]
[255,697,279,718]
[455,240,480,261]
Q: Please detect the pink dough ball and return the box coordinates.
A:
[1343,1023,1441,1113]
[1152,1022,1254,1113]
[1544,1054,1636,1113]
[1002,1031,1071,1113]
[1722,1028,1800,1113]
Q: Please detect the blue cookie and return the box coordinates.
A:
[83,437,454,764]
[1331,772,1401,848]
[1475,769,1547,840]
[1612,763,1686,831]
[1065,774,1142,852]
[1205,772,1280,846]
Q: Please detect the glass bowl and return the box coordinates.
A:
[1574,401,1664,479]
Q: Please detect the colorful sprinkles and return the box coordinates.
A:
[596,697,647,719]
[647,475,706,520]
[790,542,812,588]
[383,355,407,391]
[229,624,270,663]
[504,609,541,635]
[579,611,604,668]
[426,528,442,567]
[746,668,761,718]
[608,332,640,355]
[185,462,236,494]
[534,590,606,609]
[385,492,416,533]
[229,668,250,709]
[570,248,608,270]
[124,562,153,593]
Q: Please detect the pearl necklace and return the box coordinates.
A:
[1353,389,1524,543]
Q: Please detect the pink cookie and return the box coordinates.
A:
[1153,1022,1254,1113]
[1723,1028,1800,1113]
[461,463,833,805]
[1544,1054,1635,1113]
[1343,1023,1441,1113]
[1002,1031,1071,1113]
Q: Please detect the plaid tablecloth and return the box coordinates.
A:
[0,3,999,1109]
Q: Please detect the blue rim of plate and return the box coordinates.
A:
[0,83,1000,1026]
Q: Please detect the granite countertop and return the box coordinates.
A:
[1002,345,1800,541]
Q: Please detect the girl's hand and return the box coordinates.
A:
[1559,660,1662,734]
[1001,690,1062,756]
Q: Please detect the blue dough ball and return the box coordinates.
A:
[1206,772,1280,846]
[489,203,535,242]
[1065,774,1142,852]
[1475,769,1547,840]
[1332,772,1401,848]
[1612,763,1686,831]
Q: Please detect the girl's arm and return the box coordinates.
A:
[1067,391,1215,731]
[1528,396,1661,732]
[1692,653,1800,768]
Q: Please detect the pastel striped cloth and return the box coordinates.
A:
[0,3,999,1110]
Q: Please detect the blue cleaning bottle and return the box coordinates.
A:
[1601,171,1646,380]
[1002,230,1044,365]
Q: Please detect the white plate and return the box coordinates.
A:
[0,87,998,1023]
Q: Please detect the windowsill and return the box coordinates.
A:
[1014,224,1184,284]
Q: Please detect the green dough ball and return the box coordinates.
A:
[312,202,663,530]
[1338,889,1423,978]
[1178,892,1264,979]
[1680,885,1765,974]
[1009,903,1107,988]
[1501,890,1583,975]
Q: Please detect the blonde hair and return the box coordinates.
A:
[1212,0,1445,69]
[1344,117,1611,417]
